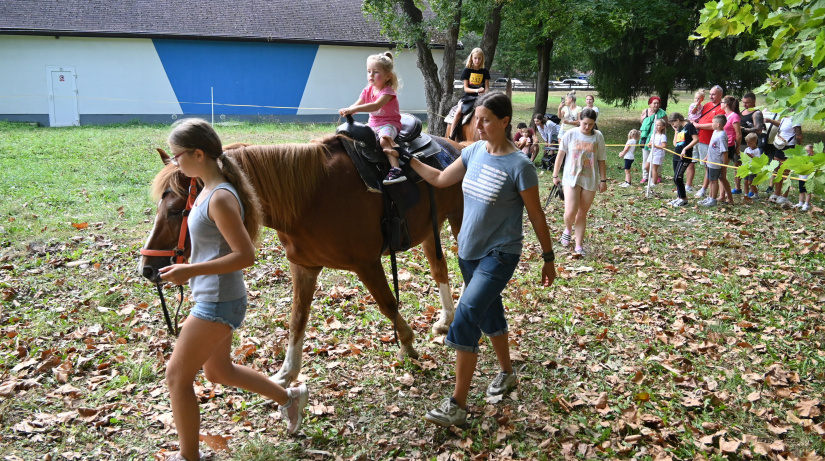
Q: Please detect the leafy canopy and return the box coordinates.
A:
[696,0,825,125]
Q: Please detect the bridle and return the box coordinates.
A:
[140,177,198,336]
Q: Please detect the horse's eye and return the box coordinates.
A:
[167,209,184,217]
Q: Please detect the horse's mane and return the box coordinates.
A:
[223,138,334,229]
[150,163,194,203]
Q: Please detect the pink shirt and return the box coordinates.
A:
[724,112,740,147]
[359,85,401,131]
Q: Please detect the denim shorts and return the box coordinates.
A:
[190,296,247,330]
[445,249,520,353]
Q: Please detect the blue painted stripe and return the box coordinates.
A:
[152,39,318,115]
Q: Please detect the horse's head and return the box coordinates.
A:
[138,148,200,283]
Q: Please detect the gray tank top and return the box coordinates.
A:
[188,183,247,302]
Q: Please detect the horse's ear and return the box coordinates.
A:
[157,148,171,165]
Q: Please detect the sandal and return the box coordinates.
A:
[559,232,572,247]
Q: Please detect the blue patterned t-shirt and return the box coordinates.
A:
[458,141,538,260]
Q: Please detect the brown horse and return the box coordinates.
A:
[139,134,464,386]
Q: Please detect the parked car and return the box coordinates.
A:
[552,78,592,90]
[453,80,464,90]
[492,77,526,89]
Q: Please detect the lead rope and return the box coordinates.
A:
[156,282,184,336]
[390,251,400,347]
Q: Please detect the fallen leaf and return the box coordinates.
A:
[199,432,231,452]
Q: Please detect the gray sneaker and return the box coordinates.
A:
[701,197,718,207]
[280,383,309,434]
[424,397,467,427]
[486,370,518,396]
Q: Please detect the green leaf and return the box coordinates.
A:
[782,154,816,176]
[788,79,818,104]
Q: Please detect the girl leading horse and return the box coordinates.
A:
[140,131,465,389]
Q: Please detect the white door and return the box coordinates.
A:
[46,66,80,127]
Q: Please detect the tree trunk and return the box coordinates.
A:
[399,0,462,136]
[533,36,554,126]
[479,1,504,69]
[656,82,672,112]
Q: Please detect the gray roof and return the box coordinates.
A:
[0,0,394,46]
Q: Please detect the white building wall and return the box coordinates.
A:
[0,35,181,116]
[0,35,442,124]
[299,46,441,117]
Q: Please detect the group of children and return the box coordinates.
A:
[617,88,816,210]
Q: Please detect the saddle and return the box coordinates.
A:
[444,102,474,126]
[336,114,456,253]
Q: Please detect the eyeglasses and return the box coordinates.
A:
[170,149,192,165]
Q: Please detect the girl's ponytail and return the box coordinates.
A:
[217,154,263,244]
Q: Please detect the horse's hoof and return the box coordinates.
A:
[398,344,419,360]
[432,316,453,335]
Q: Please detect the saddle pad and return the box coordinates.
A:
[340,137,383,193]
[401,142,460,183]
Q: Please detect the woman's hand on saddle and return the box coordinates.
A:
[477,87,486,94]
[541,261,556,287]
[159,264,191,286]
[338,107,353,116]
[552,176,561,186]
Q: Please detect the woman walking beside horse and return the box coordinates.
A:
[156,119,308,460]
[395,92,557,427]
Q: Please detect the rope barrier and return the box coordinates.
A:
[534,140,807,182]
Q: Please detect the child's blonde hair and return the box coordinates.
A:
[745,133,758,143]
[367,51,400,91]
[465,48,485,69]
[655,118,667,131]
[628,129,640,140]
[695,89,706,99]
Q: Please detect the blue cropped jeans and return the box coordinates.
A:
[445,249,520,353]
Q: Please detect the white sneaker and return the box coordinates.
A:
[619,181,630,188]
[801,203,810,211]
[776,196,791,206]
[685,185,695,193]
[768,194,779,202]
[701,198,718,207]
[694,188,706,198]
[792,202,804,209]
[281,384,309,434]
[674,199,689,207]
[487,370,519,396]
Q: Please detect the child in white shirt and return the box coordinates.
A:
[700,115,729,207]
[645,119,668,185]
[793,144,816,211]
[743,133,761,199]
[618,129,640,187]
